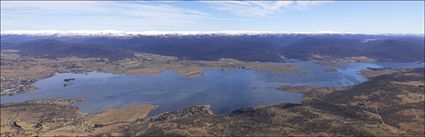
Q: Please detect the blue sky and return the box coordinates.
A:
[1,1,424,34]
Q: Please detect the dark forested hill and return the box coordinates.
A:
[1,39,134,60]
[280,37,425,61]
[1,33,423,62]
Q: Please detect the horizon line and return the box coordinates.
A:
[1,30,424,36]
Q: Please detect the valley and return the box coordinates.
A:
[1,67,423,136]
[1,33,424,136]
[2,1,424,136]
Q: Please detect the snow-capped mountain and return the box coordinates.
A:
[1,30,424,62]
[1,30,354,36]
[3,30,422,37]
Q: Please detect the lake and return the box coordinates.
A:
[1,61,423,116]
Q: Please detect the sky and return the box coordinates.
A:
[1,1,424,34]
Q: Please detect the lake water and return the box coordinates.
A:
[1,61,423,116]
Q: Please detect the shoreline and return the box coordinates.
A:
[0,51,300,96]
[2,67,423,136]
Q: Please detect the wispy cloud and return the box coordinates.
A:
[0,1,330,31]
[2,1,420,33]
[1,1,209,17]
[207,1,331,17]
[1,1,212,30]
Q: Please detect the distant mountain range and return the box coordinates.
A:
[1,31,424,62]
[3,30,423,36]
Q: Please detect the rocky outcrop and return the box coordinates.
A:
[151,105,214,121]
